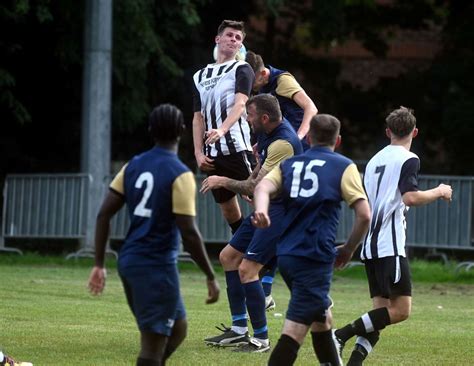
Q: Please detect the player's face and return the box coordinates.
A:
[215,27,244,58]
[253,70,266,91]
[247,104,264,134]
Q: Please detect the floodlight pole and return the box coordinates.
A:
[73,0,113,259]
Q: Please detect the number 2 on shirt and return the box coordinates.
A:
[133,172,154,217]
[290,159,326,198]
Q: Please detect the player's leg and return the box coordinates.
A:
[119,265,183,365]
[260,257,277,311]
[345,296,388,366]
[219,196,243,233]
[310,312,342,366]
[205,222,252,346]
[270,256,335,365]
[137,331,168,365]
[162,297,188,364]
[233,215,282,352]
[236,258,269,351]
[268,319,309,366]
[338,256,411,364]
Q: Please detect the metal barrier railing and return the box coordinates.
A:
[1,173,473,256]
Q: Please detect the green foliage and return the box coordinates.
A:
[113,0,208,131]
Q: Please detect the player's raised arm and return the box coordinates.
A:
[292,89,318,140]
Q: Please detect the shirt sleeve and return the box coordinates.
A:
[109,164,128,196]
[262,140,295,172]
[398,157,420,194]
[275,73,303,99]
[341,163,367,206]
[172,171,197,216]
[192,81,201,112]
[235,64,255,96]
[264,164,283,189]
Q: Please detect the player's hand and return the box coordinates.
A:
[201,176,226,193]
[195,153,215,172]
[206,278,220,304]
[251,211,271,228]
[438,184,452,202]
[88,266,107,295]
[334,244,354,269]
[205,128,225,145]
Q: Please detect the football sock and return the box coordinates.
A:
[348,331,380,365]
[261,275,274,297]
[261,258,277,296]
[311,330,341,366]
[243,280,268,340]
[229,218,243,234]
[225,270,248,330]
[268,334,300,366]
[336,307,390,342]
[136,357,161,366]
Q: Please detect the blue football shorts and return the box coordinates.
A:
[118,263,186,336]
[229,204,286,266]
[278,255,333,325]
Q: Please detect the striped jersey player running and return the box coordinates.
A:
[334,107,453,365]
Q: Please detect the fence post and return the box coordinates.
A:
[76,0,113,257]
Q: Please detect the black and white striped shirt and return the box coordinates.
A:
[192,60,254,157]
[361,145,420,260]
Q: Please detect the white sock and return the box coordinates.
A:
[0,351,4,362]
[231,325,248,335]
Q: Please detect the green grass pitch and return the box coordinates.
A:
[1,258,473,365]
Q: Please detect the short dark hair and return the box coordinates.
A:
[149,103,184,143]
[386,106,416,138]
[309,114,341,146]
[217,20,246,38]
[246,94,282,123]
[245,51,264,73]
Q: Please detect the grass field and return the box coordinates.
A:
[1,256,474,365]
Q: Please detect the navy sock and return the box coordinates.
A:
[268,334,300,365]
[136,358,160,366]
[225,270,247,327]
[311,330,341,366]
[242,280,268,339]
[261,275,274,297]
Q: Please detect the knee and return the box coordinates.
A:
[219,246,241,269]
[389,307,410,323]
[238,261,259,283]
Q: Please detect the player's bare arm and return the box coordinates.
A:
[201,164,267,196]
[192,111,215,172]
[176,214,220,304]
[88,190,124,295]
[205,92,248,145]
[292,90,318,140]
[252,178,279,228]
[402,183,452,206]
[335,198,371,269]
